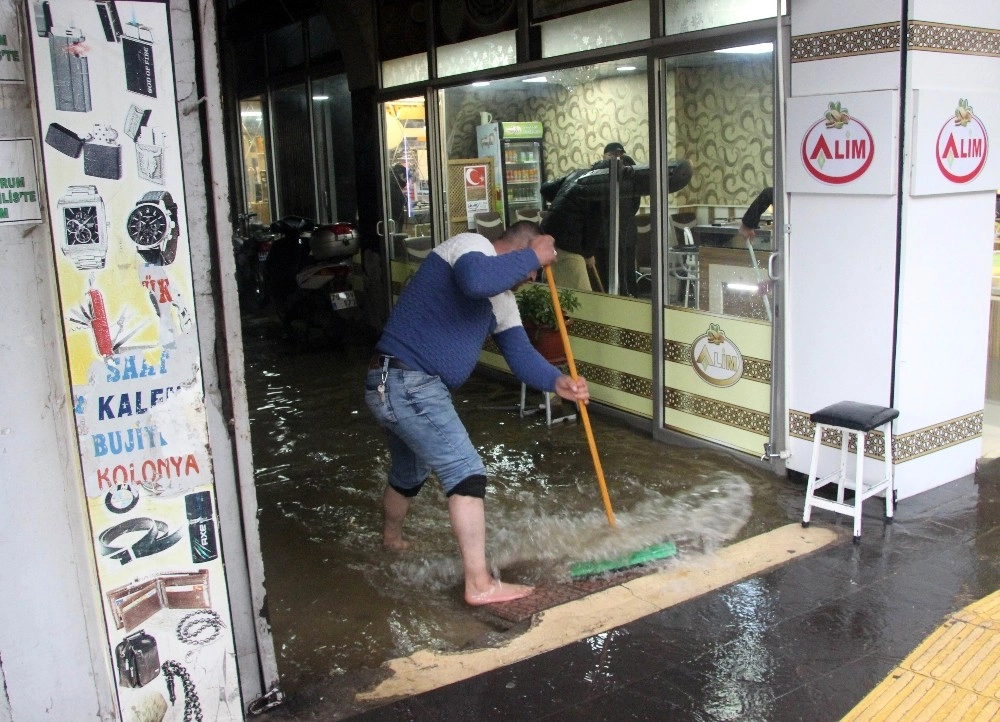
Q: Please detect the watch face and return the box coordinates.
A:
[64,206,102,245]
[128,204,168,247]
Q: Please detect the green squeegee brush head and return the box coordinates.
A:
[569,541,678,579]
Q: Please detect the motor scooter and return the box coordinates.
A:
[264,217,360,344]
[233,212,280,311]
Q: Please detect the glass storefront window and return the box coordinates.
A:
[436,32,517,77]
[239,97,271,225]
[270,83,315,219]
[436,56,649,297]
[312,75,355,223]
[382,98,432,264]
[664,0,787,36]
[383,54,430,88]
[539,0,649,59]
[663,45,774,315]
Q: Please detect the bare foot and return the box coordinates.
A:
[465,580,534,606]
[383,536,411,551]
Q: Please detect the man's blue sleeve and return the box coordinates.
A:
[493,325,561,392]
[453,248,540,299]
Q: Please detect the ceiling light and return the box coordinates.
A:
[472,81,490,87]
[312,95,330,101]
[522,76,548,83]
[726,283,759,292]
[617,66,636,72]
[715,43,773,54]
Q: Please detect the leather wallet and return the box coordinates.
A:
[107,569,210,630]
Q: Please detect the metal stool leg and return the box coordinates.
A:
[852,431,866,542]
[803,424,823,527]
[884,421,895,521]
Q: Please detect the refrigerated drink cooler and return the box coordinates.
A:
[476,121,544,227]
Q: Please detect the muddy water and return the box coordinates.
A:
[241,316,794,704]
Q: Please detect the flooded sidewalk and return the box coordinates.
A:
[241,314,803,718]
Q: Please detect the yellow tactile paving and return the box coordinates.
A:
[843,588,1000,721]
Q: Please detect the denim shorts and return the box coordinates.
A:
[364,367,486,494]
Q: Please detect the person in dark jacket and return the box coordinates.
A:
[540,168,598,290]
[739,187,774,240]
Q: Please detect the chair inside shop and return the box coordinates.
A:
[404,235,433,263]
[474,211,505,241]
[634,213,652,291]
[515,207,543,224]
[667,212,700,308]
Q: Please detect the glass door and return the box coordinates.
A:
[659,44,777,455]
[239,97,271,226]
[381,97,434,285]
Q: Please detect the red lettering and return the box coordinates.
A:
[809,135,833,160]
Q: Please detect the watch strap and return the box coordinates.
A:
[134,190,179,265]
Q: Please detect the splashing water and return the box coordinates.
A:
[241,320,785,701]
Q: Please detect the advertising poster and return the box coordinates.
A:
[27,1,242,719]
[0,2,26,82]
[464,163,489,226]
[0,138,42,223]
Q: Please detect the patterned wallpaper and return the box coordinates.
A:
[442,55,772,205]
[671,57,773,207]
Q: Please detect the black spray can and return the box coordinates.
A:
[185,490,218,563]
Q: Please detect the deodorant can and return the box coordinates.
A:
[185,490,218,563]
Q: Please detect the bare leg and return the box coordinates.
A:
[448,494,533,606]
[382,486,411,550]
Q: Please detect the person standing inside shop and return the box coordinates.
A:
[364,221,591,606]
[738,187,774,240]
[539,167,597,290]
[389,163,410,229]
[589,143,642,294]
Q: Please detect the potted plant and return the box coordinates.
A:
[515,282,580,362]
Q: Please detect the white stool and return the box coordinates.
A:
[802,401,899,543]
[519,384,577,427]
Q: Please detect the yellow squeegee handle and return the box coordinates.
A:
[544,264,617,528]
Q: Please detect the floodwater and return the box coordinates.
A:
[241,313,795,710]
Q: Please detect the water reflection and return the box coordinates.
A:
[241,315,785,700]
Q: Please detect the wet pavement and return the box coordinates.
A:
[241,311,1000,721]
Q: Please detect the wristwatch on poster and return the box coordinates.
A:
[57,185,108,270]
[127,190,179,265]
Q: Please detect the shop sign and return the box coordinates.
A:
[911,90,999,196]
[690,323,744,388]
[786,91,897,195]
[800,102,875,184]
[0,139,42,224]
[27,1,242,717]
[0,3,25,83]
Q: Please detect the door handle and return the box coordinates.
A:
[767,251,779,280]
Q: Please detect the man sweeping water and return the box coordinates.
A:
[364,221,590,606]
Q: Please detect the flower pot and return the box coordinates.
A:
[524,320,570,363]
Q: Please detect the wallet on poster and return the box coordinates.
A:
[107,570,211,631]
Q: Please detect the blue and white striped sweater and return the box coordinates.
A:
[376,233,561,392]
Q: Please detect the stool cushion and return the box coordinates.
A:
[810,401,899,432]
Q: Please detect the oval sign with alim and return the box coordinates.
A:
[690,323,744,388]
[800,101,876,185]
[936,98,989,184]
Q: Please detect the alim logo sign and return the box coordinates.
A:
[936,98,988,184]
[800,101,875,184]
